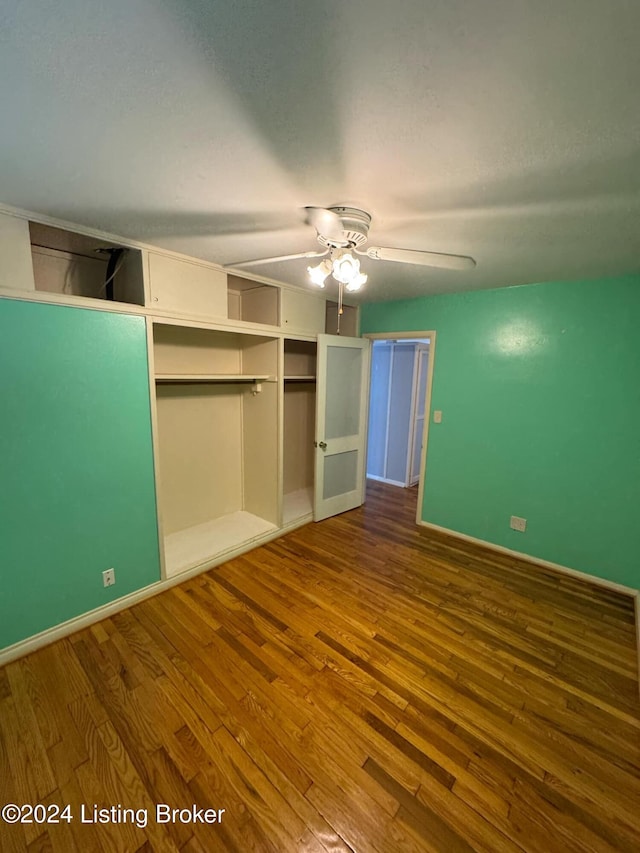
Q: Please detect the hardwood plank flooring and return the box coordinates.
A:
[1,480,638,852]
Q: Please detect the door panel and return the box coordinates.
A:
[314,334,371,521]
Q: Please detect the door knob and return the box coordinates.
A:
[318,441,327,450]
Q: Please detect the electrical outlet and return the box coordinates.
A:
[510,516,527,533]
[433,410,442,423]
[102,568,116,587]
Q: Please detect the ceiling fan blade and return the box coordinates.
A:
[224,250,328,269]
[365,246,476,271]
[304,207,345,242]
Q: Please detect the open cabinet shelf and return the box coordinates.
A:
[164,512,277,578]
[153,323,278,378]
[284,338,317,378]
[29,222,145,306]
[227,274,279,326]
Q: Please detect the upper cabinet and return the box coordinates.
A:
[0,209,358,337]
[281,288,326,335]
[29,223,145,306]
[325,300,359,337]
[0,213,145,307]
[227,274,279,326]
[0,213,35,292]
[148,252,227,318]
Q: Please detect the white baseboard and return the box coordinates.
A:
[0,582,163,666]
[0,524,294,667]
[418,519,638,597]
[280,512,314,533]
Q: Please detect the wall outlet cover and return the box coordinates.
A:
[510,516,527,532]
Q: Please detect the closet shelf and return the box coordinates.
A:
[284,375,316,381]
[155,373,275,384]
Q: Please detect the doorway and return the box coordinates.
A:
[363,331,436,525]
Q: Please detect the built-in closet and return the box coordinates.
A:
[152,323,280,578]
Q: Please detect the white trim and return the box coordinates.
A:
[406,344,428,487]
[0,286,149,316]
[364,331,432,341]
[145,317,167,582]
[404,345,419,487]
[280,512,314,533]
[360,338,372,500]
[418,519,638,597]
[277,337,285,528]
[0,582,162,666]
[149,311,282,338]
[417,336,435,526]
[0,282,324,339]
[0,524,290,667]
[383,344,394,481]
[366,473,407,488]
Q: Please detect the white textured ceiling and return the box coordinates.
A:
[1,0,639,302]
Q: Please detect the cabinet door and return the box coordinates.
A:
[281,288,325,334]
[148,252,227,318]
[0,213,35,292]
[314,334,371,521]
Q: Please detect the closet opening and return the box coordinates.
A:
[283,338,317,526]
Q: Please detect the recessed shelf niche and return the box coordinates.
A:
[283,338,317,526]
[227,274,279,327]
[29,222,145,306]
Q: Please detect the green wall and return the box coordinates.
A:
[0,299,161,648]
[361,275,640,589]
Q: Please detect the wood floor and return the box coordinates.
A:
[1,481,639,852]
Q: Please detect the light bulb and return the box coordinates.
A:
[346,272,367,292]
[307,259,331,287]
[331,251,360,284]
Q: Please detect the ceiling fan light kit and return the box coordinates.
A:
[307,247,368,292]
[225,204,476,299]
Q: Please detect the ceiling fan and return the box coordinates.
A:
[224,205,476,293]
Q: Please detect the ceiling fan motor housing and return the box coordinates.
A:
[317,206,372,248]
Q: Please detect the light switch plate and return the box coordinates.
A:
[433,410,442,423]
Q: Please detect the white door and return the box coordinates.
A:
[408,346,429,486]
[314,334,371,521]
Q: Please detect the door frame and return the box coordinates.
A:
[363,330,436,526]
[406,343,429,488]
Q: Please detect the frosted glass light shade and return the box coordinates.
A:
[307,259,331,286]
